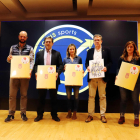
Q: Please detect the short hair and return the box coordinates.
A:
[93,34,102,40]
[66,44,77,57]
[121,41,139,61]
[44,36,53,43]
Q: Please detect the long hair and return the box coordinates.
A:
[66,44,77,57]
[121,41,139,61]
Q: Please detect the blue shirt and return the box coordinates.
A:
[63,56,82,65]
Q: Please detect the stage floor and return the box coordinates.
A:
[0,110,140,140]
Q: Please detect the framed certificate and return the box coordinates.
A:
[36,65,56,89]
[65,64,83,86]
[10,56,30,78]
[115,62,140,91]
[89,59,104,79]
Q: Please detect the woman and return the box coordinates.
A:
[116,41,140,127]
[63,44,82,120]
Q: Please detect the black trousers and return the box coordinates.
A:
[37,85,58,117]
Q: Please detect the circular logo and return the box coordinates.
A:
[130,66,138,74]
[34,24,94,95]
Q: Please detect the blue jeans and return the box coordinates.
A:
[119,86,139,116]
[65,86,80,111]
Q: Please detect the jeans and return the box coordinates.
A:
[65,86,80,111]
[119,86,139,117]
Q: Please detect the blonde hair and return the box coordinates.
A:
[66,44,77,57]
[121,41,139,61]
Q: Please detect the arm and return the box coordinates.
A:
[29,47,34,71]
[7,47,13,63]
[56,52,64,76]
[85,50,90,72]
[104,48,112,72]
[116,57,123,76]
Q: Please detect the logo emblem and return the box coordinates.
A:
[34,24,93,96]
[130,66,138,74]
[72,72,76,77]
[125,73,129,79]
[18,64,22,69]
[48,66,55,73]
[21,57,29,64]
[44,74,48,79]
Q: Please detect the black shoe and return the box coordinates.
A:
[5,115,14,122]
[21,113,28,121]
[52,116,60,122]
[34,115,43,122]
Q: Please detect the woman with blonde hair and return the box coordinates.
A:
[116,41,140,127]
[63,44,82,120]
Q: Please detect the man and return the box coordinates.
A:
[5,31,34,122]
[85,34,112,123]
[34,37,63,122]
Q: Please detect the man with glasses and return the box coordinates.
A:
[34,37,63,122]
[85,34,112,123]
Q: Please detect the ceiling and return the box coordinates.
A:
[0,0,140,21]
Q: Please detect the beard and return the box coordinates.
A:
[19,39,26,44]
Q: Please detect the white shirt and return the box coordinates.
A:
[44,48,52,65]
[93,46,102,60]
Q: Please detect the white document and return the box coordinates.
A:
[89,59,105,79]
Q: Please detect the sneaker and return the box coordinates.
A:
[5,115,14,122]
[118,116,125,124]
[21,113,28,121]
[134,119,139,127]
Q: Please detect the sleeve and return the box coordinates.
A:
[34,52,39,73]
[29,47,34,70]
[105,48,112,71]
[85,50,90,68]
[79,57,82,64]
[116,57,122,75]
[56,52,64,76]
[7,46,13,63]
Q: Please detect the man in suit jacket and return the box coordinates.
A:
[34,37,63,122]
[85,34,112,123]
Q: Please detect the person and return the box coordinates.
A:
[63,44,83,120]
[116,41,140,127]
[85,34,112,123]
[34,37,63,122]
[5,31,34,122]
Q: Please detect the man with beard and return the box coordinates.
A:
[5,31,34,122]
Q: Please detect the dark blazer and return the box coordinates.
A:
[34,49,63,85]
[85,47,112,82]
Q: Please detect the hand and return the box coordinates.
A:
[115,76,118,83]
[56,72,58,80]
[29,70,32,78]
[87,66,90,73]
[82,70,84,77]
[102,67,107,72]
[35,73,37,80]
[7,55,12,61]
[64,65,66,71]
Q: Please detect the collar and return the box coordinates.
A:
[17,43,27,48]
[67,55,78,59]
[45,48,52,53]
[95,46,102,52]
